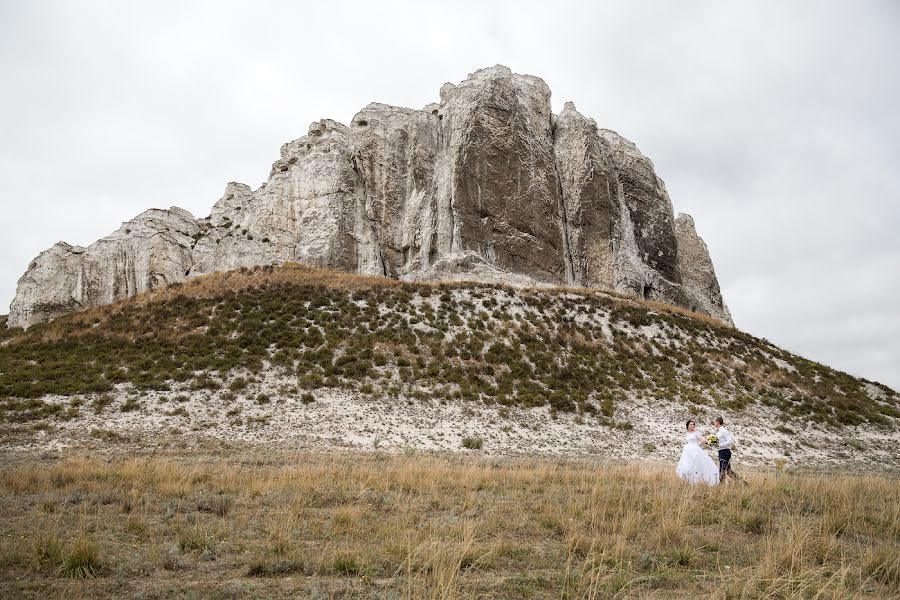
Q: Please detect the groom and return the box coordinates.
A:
[713,416,746,485]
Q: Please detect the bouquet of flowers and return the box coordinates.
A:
[707,434,719,446]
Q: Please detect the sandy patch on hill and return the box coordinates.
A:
[4,374,897,473]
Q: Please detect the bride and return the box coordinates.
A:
[676,420,719,485]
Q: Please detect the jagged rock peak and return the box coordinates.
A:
[675,213,731,322]
[8,65,732,329]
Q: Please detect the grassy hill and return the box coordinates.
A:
[2,263,897,429]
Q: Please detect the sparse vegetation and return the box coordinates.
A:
[229,377,248,391]
[461,436,484,450]
[119,397,140,412]
[90,428,126,443]
[58,537,101,579]
[0,450,897,598]
[0,263,897,431]
[90,394,113,414]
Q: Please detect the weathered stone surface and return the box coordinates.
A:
[9,208,198,329]
[599,129,680,285]
[190,120,380,278]
[597,129,692,311]
[437,66,566,285]
[553,102,618,289]
[552,106,731,324]
[9,65,733,328]
[349,103,440,277]
[675,213,732,321]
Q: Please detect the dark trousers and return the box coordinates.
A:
[718,449,732,479]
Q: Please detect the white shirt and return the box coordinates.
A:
[717,426,734,450]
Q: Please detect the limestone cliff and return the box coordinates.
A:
[10,208,198,329]
[9,66,731,329]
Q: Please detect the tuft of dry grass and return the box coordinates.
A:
[638,297,732,328]
[57,535,101,579]
[0,449,897,598]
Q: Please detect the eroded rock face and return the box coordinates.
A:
[9,65,733,329]
[553,102,618,289]
[190,120,380,278]
[9,208,198,329]
[675,214,732,321]
[440,66,566,285]
[599,129,680,285]
[349,103,440,277]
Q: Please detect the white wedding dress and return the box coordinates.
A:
[676,431,719,485]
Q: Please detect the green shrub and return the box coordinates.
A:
[599,395,614,418]
[332,553,362,576]
[90,428,126,442]
[229,377,249,391]
[90,394,113,414]
[461,436,484,450]
[119,398,140,412]
[59,537,101,578]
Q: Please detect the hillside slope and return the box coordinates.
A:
[1,264,897,469]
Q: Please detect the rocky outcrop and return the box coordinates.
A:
[8,65,733,329]
[675,214,731,321]
[190,120,381,278]
[349,103,439,277]
[9,208,198,329]
[600,130,680,284]
[553,102,618,289]
[439,68,567,284]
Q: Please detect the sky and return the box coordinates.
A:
[1,1,898,389]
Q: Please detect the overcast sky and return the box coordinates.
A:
[1,1,898,389]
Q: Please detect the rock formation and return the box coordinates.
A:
[675,213,732,321]
[8,65,732,329]
[9,209,198,329]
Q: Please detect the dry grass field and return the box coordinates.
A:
[0,447,897,599]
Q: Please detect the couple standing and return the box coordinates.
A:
[676,416,744,486]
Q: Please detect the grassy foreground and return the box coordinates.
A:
[0,449,897,599]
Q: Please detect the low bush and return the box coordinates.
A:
[461,436,484,450]
[119,398,140,412]
[58,537,101,579]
